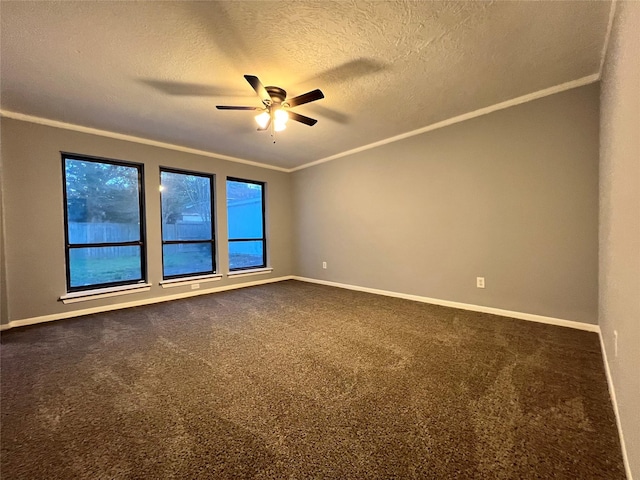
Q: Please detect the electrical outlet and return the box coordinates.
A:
[476,277,485,289]
[322,261,327,269]
[191,283,200,290]
[614,330,618,357]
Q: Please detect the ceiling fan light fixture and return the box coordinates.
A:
[255,111,270,129]
[274,108,289,131]
[274,108,289,124]
[220,75,323,138]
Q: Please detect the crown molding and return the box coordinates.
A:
[0,110,288,172]
[290,73,600,172]
[2,73,600,174]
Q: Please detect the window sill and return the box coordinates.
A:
[227,267,273,278]
[60,283,152,304]
[160,274,223,289]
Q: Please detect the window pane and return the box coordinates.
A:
[229,241,264,270]
[161,171,212,241]
[65,159,140,243]
[163,243,213,278]
[160,169,216,280]
[227,180,263,239]
[63,155,146,292]
[69,246,142,288]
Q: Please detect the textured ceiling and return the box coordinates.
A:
[1,1,612,170]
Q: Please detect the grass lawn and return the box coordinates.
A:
[70,255,142,287]
[70,252,263,286]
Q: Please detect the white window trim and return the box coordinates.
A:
[160,274,223,288]
[227,267,273,278]
[60,283,152,304]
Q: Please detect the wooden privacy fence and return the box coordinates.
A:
[69,222,139,243]
[162,222,210,241]
[69,222,212,259]
[69,223,140,259]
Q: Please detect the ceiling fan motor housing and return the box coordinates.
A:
[266,86,287,104]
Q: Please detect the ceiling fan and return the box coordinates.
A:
[216,75,324,141]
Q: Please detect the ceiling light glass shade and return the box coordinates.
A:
[274,108,289,124]
[255,111,270,129]
[274,108,288,132]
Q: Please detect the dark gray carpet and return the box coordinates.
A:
[1,280,625,479]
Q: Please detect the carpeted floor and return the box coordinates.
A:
[1,280,625,479]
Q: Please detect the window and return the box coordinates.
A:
[62,154,146,292]
[227,177,266,271]
[160,168,215,279]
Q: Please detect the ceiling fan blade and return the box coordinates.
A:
[140,79,245,97]
[306,105,350,124]
[216,106,258,110]
[300,58,388,85]
[244,75,271,104]
[289,111,318,126]
[287,89,324,108]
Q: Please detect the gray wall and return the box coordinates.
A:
[599,2,640,477]
[0,118,293,325]
[293,84,600,324]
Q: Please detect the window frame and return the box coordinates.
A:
[226,176,267,272]
[160,167,216,280]
[61,152,147,293]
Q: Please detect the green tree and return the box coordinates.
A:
[65,160,140,224]
[161,172,211,224]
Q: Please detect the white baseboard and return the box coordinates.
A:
[294,276,635,476]
[0,275,294,331]
[1,275,629,477]
[292,276,600,333]
[599,333,633,480]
